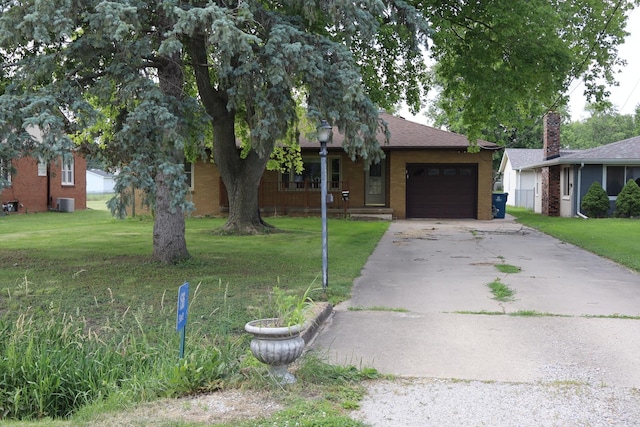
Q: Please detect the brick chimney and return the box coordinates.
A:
[543,112,561,160]
[541,112,561,216]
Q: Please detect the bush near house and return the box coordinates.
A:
[615,179,640,218]
[581,181,610,218]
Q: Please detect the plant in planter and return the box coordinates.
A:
[244,286,312,384]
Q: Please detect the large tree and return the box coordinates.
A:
[424,0,636,143]
[0,1,429,242]
[173,1,430,233]
[562,105,637,149]
[0,2,208,263]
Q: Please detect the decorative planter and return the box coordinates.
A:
[244,318,305,384]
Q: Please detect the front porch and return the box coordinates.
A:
[219,179,393,220]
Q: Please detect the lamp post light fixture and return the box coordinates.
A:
[317,120,332,291]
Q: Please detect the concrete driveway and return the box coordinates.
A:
[310,216,640,388]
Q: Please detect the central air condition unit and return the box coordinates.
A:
[57,198,75,213]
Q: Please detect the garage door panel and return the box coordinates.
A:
[406,164,477,218]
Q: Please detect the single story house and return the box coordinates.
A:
[498,112,640,217]
[86,169,116,194]
[1,152,87,213]
[184,113,501,220]
[499,148,578,210]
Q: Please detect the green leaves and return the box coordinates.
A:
[426,0,634,144]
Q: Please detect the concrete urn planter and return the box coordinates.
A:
[244,318,305,384]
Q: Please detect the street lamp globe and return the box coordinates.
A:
[317,120,332,143]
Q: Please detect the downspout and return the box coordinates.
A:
[47,163,52,210]
[516,169,521,206]
[576,162,587,218]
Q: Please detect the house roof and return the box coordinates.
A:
[299,112,501,150]
[523,135,640,169]
[87,169,115,178]
[502,149,544,170]
[501,148,579,172]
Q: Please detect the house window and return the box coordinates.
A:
[562,167,571,197]
[61,157,74,185]
[627,167,640,187]
[37,158,47,176]
[606,166,624,196]
[281,157,341,190]
[368,163,382,194]
[330,158,341,188]
[0,159,11,185]
[184,161,194,190]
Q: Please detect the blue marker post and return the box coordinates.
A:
[176,282,189,359]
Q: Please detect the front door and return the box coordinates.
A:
[365,160,386,206]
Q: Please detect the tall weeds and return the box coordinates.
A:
[0,295,244,420]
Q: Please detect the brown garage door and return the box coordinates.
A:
[406,164,478,218]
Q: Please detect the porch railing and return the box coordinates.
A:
[220,179,350,213]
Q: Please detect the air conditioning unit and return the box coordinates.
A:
[57,198,75,213]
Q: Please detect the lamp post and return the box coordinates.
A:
[317,120,332,291]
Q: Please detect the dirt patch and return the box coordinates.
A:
[90,389,282,426]
[393,227,440,243]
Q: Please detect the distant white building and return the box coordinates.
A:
[498,149,543,209]
[86,169,115,194]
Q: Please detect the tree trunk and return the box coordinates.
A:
[153,169,190,262]
[152,18,189,262]
[188,36,274,234]
[213,112,274,234]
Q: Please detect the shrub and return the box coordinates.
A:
[581,181,610,218]
[615,179,640,217]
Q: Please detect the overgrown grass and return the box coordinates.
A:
[495,264,521,274]
[487,278,516,301]
[0,210,389,421]
[508,207,640,272]
[0,308,238,420]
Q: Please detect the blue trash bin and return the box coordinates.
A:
[492,193,508,219]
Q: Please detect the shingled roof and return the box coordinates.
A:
[503,148,579,170]
[523,135,640,168]
[299,112,500,150]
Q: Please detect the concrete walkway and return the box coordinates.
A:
[310,216,640,388]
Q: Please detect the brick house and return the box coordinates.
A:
[181,113,501,220]
[1,150,86,214]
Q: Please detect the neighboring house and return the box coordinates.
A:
[499,112,640,217]
[181,113,501,220]
[1,127,86,213]
[499,148,578,209]
[499,148,542,210]
[1,153,87,213]
[86,169,116,194]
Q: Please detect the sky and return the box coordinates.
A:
[401,6,640,125]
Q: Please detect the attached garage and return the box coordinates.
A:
[406,164,478,218]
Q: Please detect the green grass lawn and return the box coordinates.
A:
[0,210,388,424]
[0,210,388,332]
[508,207,640,272]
